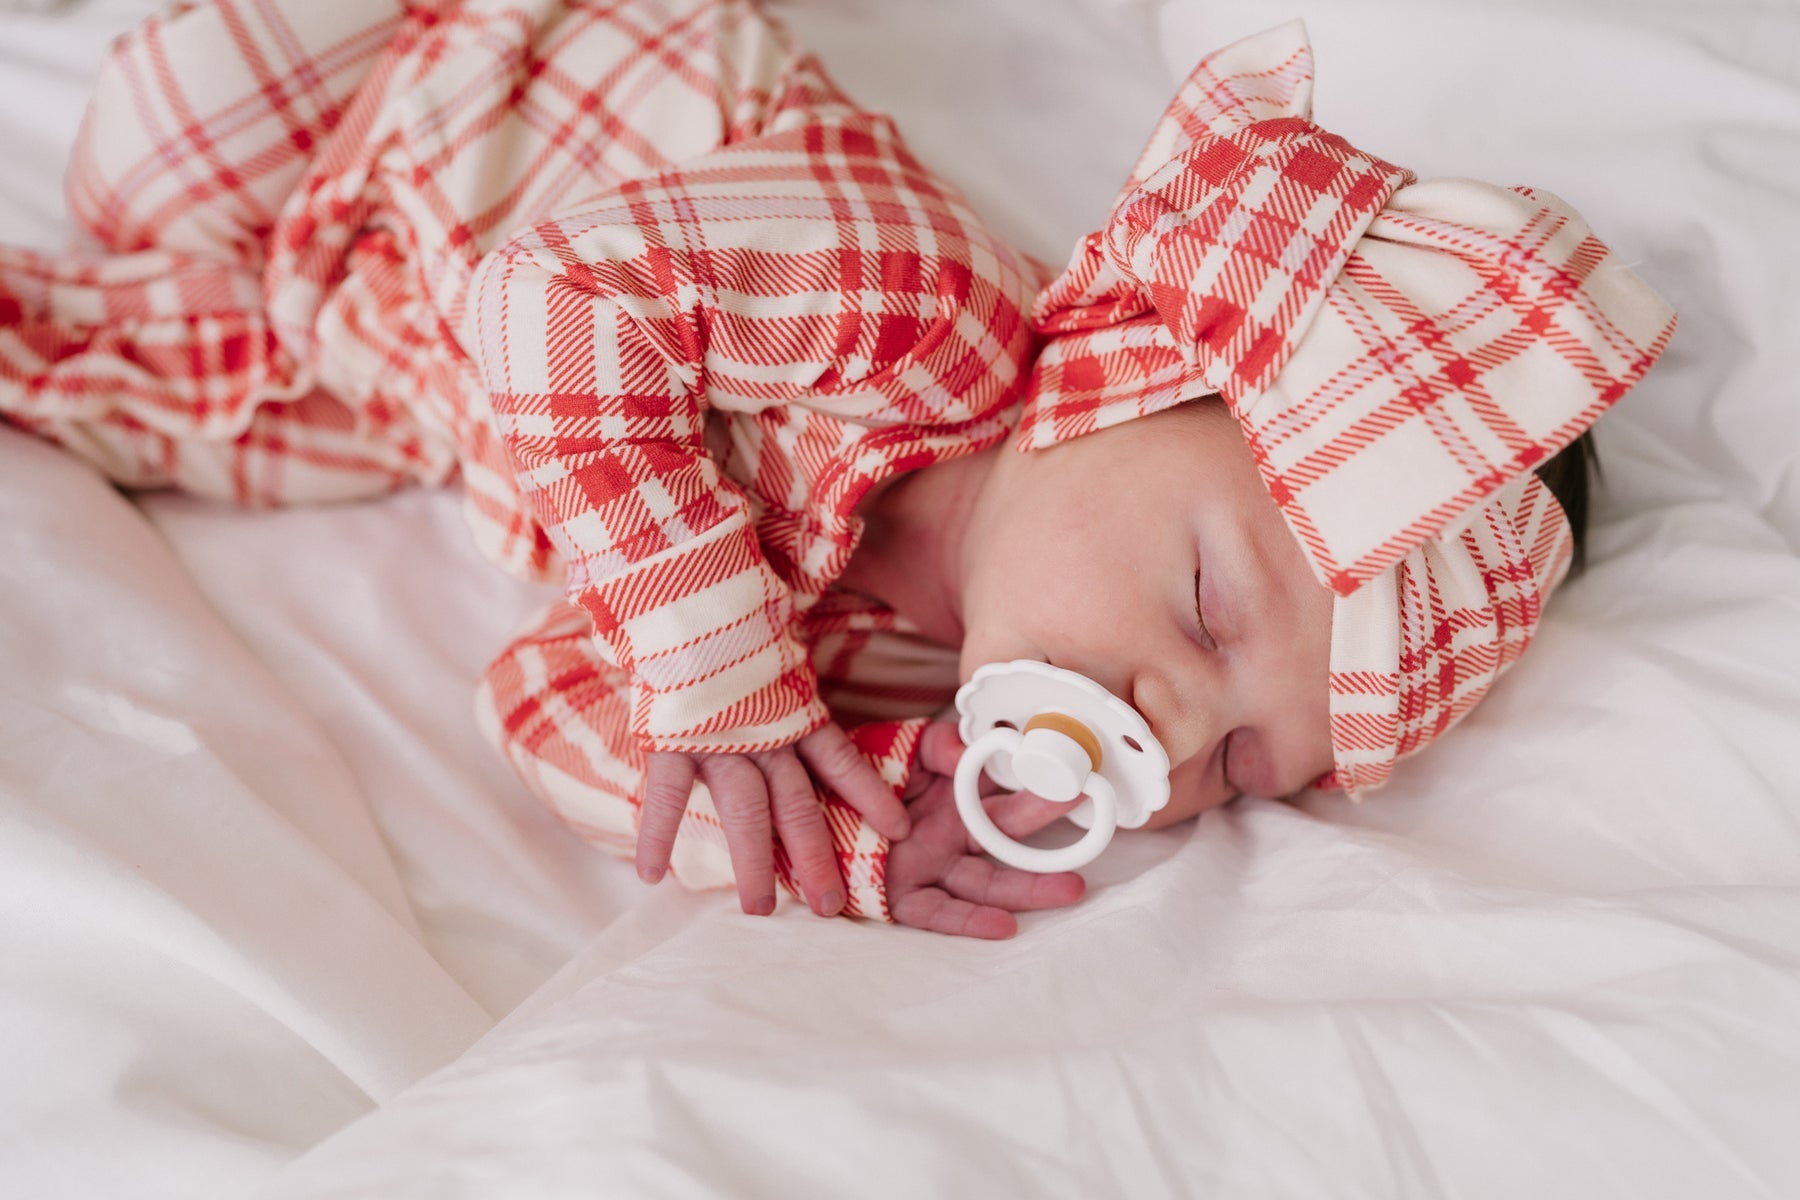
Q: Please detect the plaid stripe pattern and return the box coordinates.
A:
[472,115,1036,754]
[1018,22,1677,794]
[1329,476,1573,794]
[0,0,1036,911]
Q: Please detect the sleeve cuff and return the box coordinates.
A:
[570,518,825,754]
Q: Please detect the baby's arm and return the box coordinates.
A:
[471,117,1039,927]
[474,256,819,755]
[481,604,1083,933]
[480,600,909,920]
[472,192,921,917]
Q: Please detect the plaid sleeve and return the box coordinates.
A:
[473,211,825,755]
[471,107,1034,758]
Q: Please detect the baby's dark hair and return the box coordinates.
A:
[1535,430,1598,574]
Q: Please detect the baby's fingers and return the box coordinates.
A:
[942,855,1086,913]
[889,886,1019,940]
[981,788,1087,846]
[700,755,778,916]
[797,723,910,841]
[637,752,697,884]
[755,748,846,917]
[911,720,965,780]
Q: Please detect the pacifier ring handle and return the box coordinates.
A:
[954,727,1120,873]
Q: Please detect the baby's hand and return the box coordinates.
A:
[636,722,912,918]
[887,722,1086,939]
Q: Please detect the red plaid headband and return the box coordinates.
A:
[1017,21,1677,795]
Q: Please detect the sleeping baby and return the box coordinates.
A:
[0,0,1673,937]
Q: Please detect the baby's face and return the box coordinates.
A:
[957,400,1335,822]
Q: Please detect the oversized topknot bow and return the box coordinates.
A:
[1019,21,1677,793]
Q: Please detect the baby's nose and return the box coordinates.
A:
[1127,668,1214,767]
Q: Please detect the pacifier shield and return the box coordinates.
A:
[954,660,1172,830]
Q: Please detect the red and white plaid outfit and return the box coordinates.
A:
[0,0,1040,919]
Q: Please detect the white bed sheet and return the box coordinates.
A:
[3,0,1799,1197]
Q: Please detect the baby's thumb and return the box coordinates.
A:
[912,719,966,779]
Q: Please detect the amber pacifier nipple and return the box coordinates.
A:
[952,660,1172,872]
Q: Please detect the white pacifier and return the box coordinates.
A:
[953,660,1172,873]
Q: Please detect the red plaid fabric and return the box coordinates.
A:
[1018,21,1677,794]
[0,0,1035,912]
[472,115,1036,753]
[1329,474,1573,795]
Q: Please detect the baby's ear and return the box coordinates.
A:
[1118,21,1315,200]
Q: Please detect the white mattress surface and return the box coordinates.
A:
[3,0,1799,1196]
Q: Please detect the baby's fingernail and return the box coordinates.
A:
[638,866,664,885]
[893,818,912,840]
[819,888,845,916]
[751,895,777,916]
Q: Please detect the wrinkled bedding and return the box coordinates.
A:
[3,0,1799,1196]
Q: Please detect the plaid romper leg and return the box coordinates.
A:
[0,0,445,505]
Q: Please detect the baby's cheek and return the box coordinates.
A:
[1138,758,1235,829]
